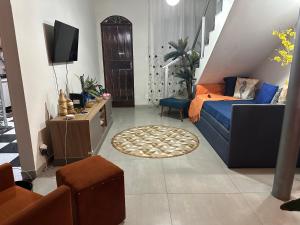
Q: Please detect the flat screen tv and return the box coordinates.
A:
[52,20,79,63]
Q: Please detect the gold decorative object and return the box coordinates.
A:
[112,125,199,158]
[58,89,67,116]
[85,101,94,108]
[67,98,76,114]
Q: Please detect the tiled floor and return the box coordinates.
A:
[33,106,300,225]
[0,116,22,181]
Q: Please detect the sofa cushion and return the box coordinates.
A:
[224,76,237,96]
[255,83,279,104]
[233,78,259,100]
[0,186,42,222]
[203,100,255,130]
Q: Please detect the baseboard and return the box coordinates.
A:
[22,159,48,180]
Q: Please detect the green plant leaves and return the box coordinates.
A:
[163,38,200,100]
[77,74,105,97]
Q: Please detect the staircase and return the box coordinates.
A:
[193,0,235,83]
[163,0,300,95]
[162,0,234,97]
[195,0,300,84]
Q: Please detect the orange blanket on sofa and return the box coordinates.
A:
[189,84,238,123]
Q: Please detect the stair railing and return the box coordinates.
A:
[162,0,221,98]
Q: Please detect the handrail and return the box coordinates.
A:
[161,0,219,98]
[191,0,212,50]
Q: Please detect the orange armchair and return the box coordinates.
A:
[0,163,73,225]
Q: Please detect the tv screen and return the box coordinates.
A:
[52,20,79,63]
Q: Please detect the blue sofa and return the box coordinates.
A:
[195,100,289,168]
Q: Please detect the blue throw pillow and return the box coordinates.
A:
[255,83,279,104]
[224,76,237,96]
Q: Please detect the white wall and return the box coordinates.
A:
[10,0,101,171]
[198,0,300,84]
[253,48,291,86]
[93,0,149,105]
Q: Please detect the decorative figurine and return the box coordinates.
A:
[58,89,68,116]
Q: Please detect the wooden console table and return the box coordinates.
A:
[48,99,112,165]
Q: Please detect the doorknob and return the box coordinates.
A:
[118,52,125,55]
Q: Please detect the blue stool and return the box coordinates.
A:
[159,98,191,121]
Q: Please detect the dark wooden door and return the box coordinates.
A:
[101,16,134,107]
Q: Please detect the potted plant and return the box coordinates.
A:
[78,75,105,103]
[164,38,200,100]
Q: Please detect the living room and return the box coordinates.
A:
[1,0,300,225]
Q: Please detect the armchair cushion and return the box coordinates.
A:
[0,186,41,223]
[0,163,15,192]
[1,186,73,225]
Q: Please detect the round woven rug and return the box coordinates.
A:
[112,125,199,158]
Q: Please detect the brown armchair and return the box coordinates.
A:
[0,163,73,225]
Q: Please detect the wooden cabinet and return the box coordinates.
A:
[48,99,112,165]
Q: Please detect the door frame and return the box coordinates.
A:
[100,15,135,107]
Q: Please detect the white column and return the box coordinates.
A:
[272,11,300,201]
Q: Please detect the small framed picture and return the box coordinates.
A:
[69,93,84,108]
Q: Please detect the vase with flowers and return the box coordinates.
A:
[78,74,106,105]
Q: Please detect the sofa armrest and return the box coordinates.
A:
[3,185,73,225]
[229,104,285,167]
[0,163,15,191]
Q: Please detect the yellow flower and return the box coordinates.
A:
[274,56,282,62]
[286,54,293,62]
[288,44,294,51]
[287,29,293,34]
[282,40,290,48]
[290,31,296,38]
[279,34,287,41]
[272,28,296,66]
[279,50,287,56]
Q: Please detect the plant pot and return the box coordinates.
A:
[82,92,90,107]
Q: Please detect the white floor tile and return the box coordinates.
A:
[168,193,262,225]
[7,122,15,127]
[0,142,9,149]
[12,167,23,181]
[4,129,16,135]
[243,193,300,225]
[226,168,274,193]
[124,194,172,225]
[0,153,18,165]
[163,157,239,194]
[116,159,166,194]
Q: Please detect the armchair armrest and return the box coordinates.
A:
[3,185,73,225]
[229,104,285,167]
[0,163,15,192]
